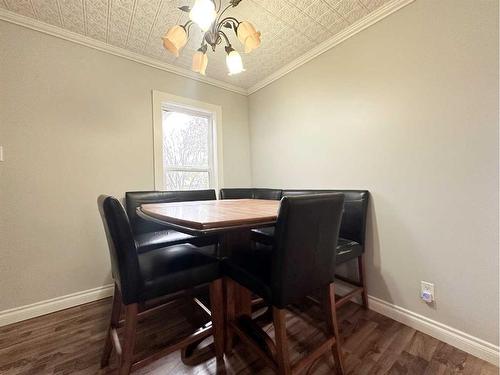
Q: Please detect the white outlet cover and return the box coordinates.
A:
[421,281,435,303]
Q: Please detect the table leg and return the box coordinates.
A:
[219,229,253,354]
[221,230,253,318]
[235,286,252,317]
[218,230,252,257]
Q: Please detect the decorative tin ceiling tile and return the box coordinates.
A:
[5,0,35,18]
[4,0,395,89]
[360,0,390,11]
[31,0,61,27]
[58,0,85,34]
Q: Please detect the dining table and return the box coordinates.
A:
[138,198,280,235]
[137,198,281,356]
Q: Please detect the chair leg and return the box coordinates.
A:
[273,307,291,375]
[357,255,369,309]
[120,303,138,375]
[101,284,122,368]
[224,277,236,354]
[209,278,225,362]
[326,284,345,375]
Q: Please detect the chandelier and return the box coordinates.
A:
[162,0,261,76]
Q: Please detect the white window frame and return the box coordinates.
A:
[152,90,224,191]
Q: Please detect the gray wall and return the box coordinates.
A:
[0,20,251,311]
[1,0,498,349]
[248,0,499,345]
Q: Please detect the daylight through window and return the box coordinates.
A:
[162,108,215,190]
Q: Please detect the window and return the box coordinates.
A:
[162,108,213,190]
[152,91,223,191]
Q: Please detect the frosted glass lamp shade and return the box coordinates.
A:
[226,49,245,75]
[192,51,208,75]
[162,26,187,57]
[237,21,261,53]
[190,0,217,31]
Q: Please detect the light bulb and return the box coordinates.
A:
[189,0,217,32]
[226,49,245,75]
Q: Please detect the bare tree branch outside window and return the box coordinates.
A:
[162,111,212,190]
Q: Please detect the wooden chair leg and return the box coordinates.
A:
[273,307,291,375]
[210,278,225,362]
[224,277,236,354]
[357,255,369,309]
[326,284,345,375]
[101,284,122,368]
[120,303,138,375]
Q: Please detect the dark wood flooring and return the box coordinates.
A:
[0,295,497,374]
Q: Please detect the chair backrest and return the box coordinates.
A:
[220,188,282,200]
[126,190,216,234]
[271,194,344,308]
[282,190,369,245]
[97,195,141,305]
[253,188,283,200]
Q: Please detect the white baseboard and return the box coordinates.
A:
[0,284,114,327]
[0,283,498,367]
[335,283,499,366]
[368,296,499,366]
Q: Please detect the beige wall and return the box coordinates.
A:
[248,0,499,345]
[0,20,251,311]
[0,0,498,350]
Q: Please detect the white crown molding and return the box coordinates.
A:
[247,0,415,95]
[335,284,499,366]
[0,1,414,97]
[0,284,114,327]
[0,8,248,96]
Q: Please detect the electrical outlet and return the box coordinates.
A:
[421,281,435,303]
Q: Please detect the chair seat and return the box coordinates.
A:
[252,227,363,265]
[336,238,363,264]
[139,243,220,301]
[222,246,274,305]
[135,230,194,253]
[135,230,218,253]
[251,227,275,245]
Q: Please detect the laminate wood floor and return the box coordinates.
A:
[0,295,497,375]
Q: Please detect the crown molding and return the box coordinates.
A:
[0,8,248,96]
[0,0,414,97]
[247,0,415,95]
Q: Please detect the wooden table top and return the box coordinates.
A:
[139,199,281,233]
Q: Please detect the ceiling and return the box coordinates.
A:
[1,0,398,92]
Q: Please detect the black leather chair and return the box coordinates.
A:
[252,189,370,309]
[98,195,224,375]
[223,194,346,375]
[126,190,217,253]
[219,188,282,200]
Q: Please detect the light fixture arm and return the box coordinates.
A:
[182,20,193,36]
[218,17,240,30]
[217,0,242,24]
[216,4,232,23]
[218,30,232,49]
[198,43,208,54]
[164,0,258,76]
